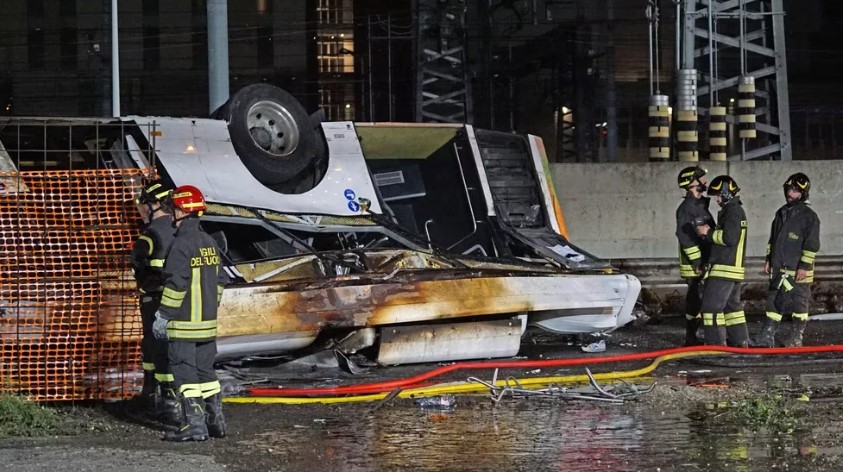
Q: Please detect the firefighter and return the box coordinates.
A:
[674,166,715,346]
[753,173,820,347]
[130,178,180,425]
[153,185,228,442]
[695,175,750,347]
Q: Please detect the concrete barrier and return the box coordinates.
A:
[552,160,843,260]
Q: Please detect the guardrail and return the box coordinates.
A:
[609,256,843,317]
[610,257,843,286]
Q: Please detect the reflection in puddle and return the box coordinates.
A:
[238,393,843,472]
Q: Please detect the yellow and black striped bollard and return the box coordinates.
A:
[676,109,699,162]
[738,76,756,139]
[709,106,727,161]
[648,95,671,161]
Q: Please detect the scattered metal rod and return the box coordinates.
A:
[613,377,657,396]
[585,368,620,399]
[466,369,655,405]
[371,387,403,413]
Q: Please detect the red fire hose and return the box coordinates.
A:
[245,344,843,397]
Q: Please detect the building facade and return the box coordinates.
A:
[0,0,358,120]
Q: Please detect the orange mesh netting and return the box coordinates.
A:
[0,169,145,401]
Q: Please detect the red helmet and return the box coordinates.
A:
[170,185,207,214]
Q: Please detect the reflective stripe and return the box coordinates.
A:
[735,227,747,268]
[154,373,175,383]
[684,246,702,260]
[685,314,700,321]
[191,267,202,323]
[167,328,218,339]
[142,362,155,371]
[712,229,724,245]
[793,312,809,321]
[138,235,154,256]
[709,264,745,280]
[781,268,814,284]
[167,319,217,339]
[161,287,186,309]
[778,276,794,292]
[168,319,217,330]
[680,264,698,278]
[766,243,771,256]
[724,311,746,326]
[766,311,782,322]
[160,296,182,308]
[800,249,816,265]
[716,313,725,325]
[702,313,715,326]
[163,287,186,300]
[179,384,203,398]
[200,380,221,398]
[147,258,165,267]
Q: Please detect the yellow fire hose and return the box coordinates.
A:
[224,349,727,405]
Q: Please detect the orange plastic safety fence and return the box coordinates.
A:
[0,169,145,401]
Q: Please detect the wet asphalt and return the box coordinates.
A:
[3,314,843,471]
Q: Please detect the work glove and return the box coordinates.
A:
[152,311,170,341]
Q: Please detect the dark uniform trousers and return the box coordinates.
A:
[700,277,747,345]
[685,277,703,321]
[169,340,218,399]
[765,283,811,323]
[141,294,171,383]
[132,216,176,384]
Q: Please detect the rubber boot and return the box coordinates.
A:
[139,370,158,397]
[164,397,209,442]
[727,323,750,348]
[783,319,808,347]
[204,393,227,438]
[684,318,703,347]
[703,317,721,346]
[157,382,182,427]
[131,370,159,415]
[716,325,728,346]
[751,317,779,348]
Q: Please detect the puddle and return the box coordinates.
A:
[237,393,843,471]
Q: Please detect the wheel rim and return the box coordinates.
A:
[246,100,300,157]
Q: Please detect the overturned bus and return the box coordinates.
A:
[0,84,639,399]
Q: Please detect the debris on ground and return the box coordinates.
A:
[415,395,456,411]
[467,368,656,405]
[581,339,607,353]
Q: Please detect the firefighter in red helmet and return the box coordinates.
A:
[153,185,228,442]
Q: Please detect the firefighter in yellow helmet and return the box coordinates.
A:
[695,175,750,347]
[153,185,228,442]
[674,166,715,346]
[130,178,180,425]
[753,173,820,347]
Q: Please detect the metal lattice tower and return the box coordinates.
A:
[414,0,472,123]
[681,0,791,161]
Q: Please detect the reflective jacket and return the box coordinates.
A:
[131,216,175,294]
[159,218,227,342]
[708,197,748,281]
[766,200,820,284]
[675,193,715,278]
